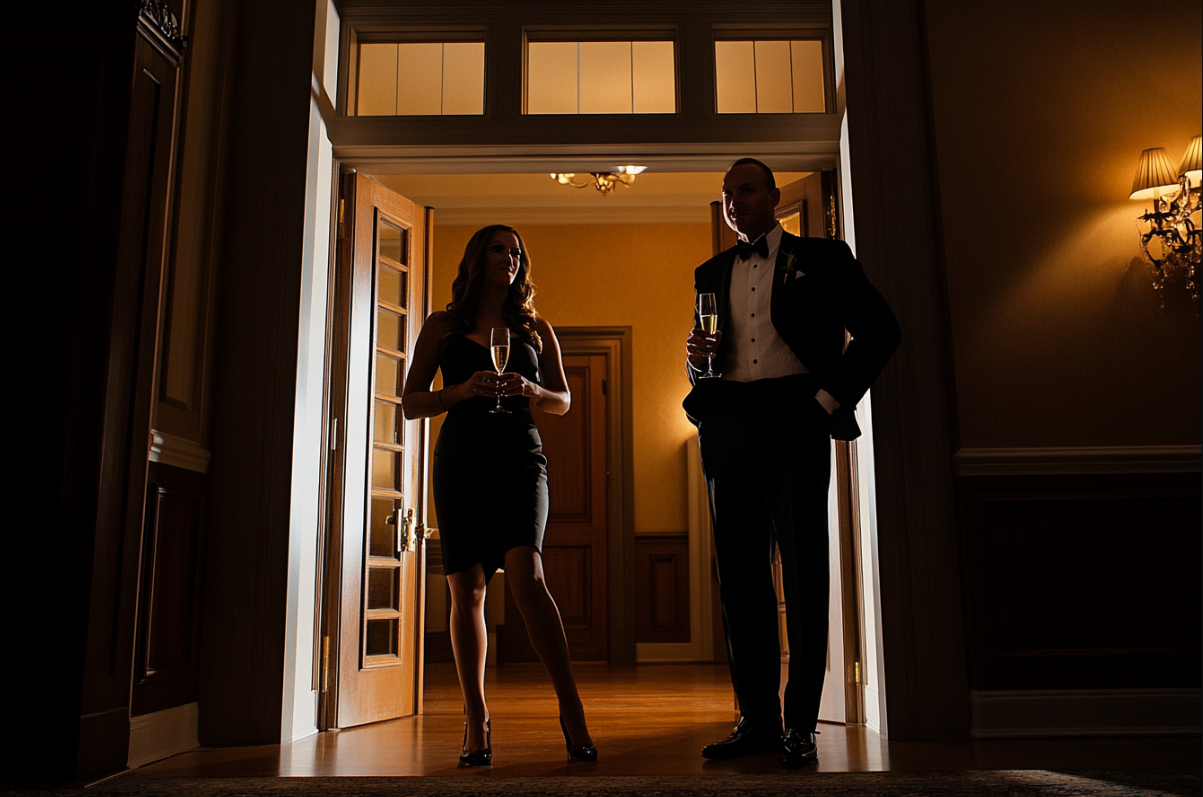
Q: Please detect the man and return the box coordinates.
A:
[684,158,900,767]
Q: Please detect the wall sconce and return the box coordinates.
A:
[551,165,647,196]
[1129,135,1201,309]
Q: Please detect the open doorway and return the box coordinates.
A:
[312,165,884,739]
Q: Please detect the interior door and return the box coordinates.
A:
[327,173,430,728]
[499,352,609,661]
[776,171,865,725]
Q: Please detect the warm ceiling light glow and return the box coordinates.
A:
[550,167,647,196]
[1178,135,1202,187]
[1129,147,1182,200]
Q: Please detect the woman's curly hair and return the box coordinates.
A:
[445,224,541,352]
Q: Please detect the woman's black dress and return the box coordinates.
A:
[433,332,548,579]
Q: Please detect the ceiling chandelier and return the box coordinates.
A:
[551,165,647,196]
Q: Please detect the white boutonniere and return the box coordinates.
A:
[778,251,803,284]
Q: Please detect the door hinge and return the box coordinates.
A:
[330,417,338,451]
[321,635,330,693]
[853,660,861,685]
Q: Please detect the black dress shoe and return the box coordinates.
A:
[701,718,783,759]
[780,727,819,768]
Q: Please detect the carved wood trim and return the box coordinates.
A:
[137,0,188,67]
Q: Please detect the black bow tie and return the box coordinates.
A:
[735,237,770,260]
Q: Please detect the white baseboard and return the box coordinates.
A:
[128,702,200,768]
[970,688,1202,738]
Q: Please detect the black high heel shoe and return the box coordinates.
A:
[559,716,597,762]
[459,719,491,767]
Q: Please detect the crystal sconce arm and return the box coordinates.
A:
[1129,135,1201,311]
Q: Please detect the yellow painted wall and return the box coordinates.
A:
[425,222,712,534]
[925,0,1202,447]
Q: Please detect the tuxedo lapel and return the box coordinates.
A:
[714,251,737,336]
[769,232,801,325]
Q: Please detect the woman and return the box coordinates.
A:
[402,225,596,767]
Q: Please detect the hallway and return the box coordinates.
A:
[125,663,1200,780]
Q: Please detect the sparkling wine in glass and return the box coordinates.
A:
[697,293,721,379]
[489,327,511,414]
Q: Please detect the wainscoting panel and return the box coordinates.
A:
[635,536,691,644]
[957,471,1201,694]
[131,462,208,716]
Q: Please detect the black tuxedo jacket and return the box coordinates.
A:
[683,232,901,440]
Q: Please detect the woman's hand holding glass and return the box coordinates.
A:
[451,371,503,403]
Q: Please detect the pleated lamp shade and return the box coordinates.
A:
[1130,148,1180,199]
[1178,135,1202,187]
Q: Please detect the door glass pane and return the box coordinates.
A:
[527,40,677,114]
[579,42,632,114]
[369,498,397,557]
[378,309,404,352]
[358,44,399,115]
[356,42,485,116]
[374,400,397,443]
[716,39,827,113]
[365,618,398,657]
[397,43,443,115]
[442,42,485,115]
[378,221,405,264]
[791,41,826,113]
[368,568,398,610]
[632,41,675,113]
[754,41,793,113]
[379,265,407,309]
[780,211,801,237]
[714,41,756,113]
[372,448,398,490]
[376,354,400,397]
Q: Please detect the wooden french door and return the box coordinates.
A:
[499,352,609,661]
[322,173,430,728]
[775,171,866,726]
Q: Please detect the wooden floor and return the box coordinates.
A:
[130,663,1200,780]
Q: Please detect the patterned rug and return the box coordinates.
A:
[8,770,1201,797]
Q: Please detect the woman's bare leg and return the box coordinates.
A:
[504,546,593,747]
[447,565,490,752]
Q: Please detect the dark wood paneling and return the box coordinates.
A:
[132,463,208,716]
[958,472,1202,691]
[7,4,186,779]
[502,355,610,662]
[544,545,592,629]
[635,536,691,644]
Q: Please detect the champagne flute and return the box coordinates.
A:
[697,293,722,379]
[489,327,511,414]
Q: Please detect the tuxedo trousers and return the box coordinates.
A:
[697,374,832,732]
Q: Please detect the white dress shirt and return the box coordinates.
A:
[720,224,809,382]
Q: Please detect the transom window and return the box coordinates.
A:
[356,41,485,116]
[525,40,676,114]
[714,40,826,114]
